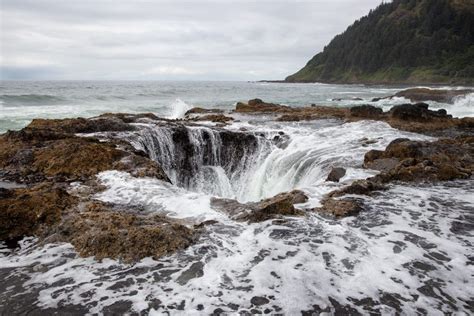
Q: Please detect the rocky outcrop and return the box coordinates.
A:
[394,88,472,104]
[211,190,308,223]
[0,115,195,262]
[326,167,346,182]
[364,136,473,182]
[184,107,223,116]
[188,114,234,124]
[388,103,451,121]
[315,198,363,218]
[350,105,383,118]
[234,99,472,136]
[0,184,76,241]
[322,136,473,215]
[51,202,196,263]
[0,119,169,184]
[235,99,291,113]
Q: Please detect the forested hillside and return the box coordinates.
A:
[286,0,474,84]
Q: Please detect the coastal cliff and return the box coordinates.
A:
[286,0,474,84]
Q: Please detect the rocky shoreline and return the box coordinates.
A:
[1,88,473,263]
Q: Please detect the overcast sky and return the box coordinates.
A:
[1,0,384,80]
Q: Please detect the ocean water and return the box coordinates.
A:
[1,81,473,314]
[1,80,473,133]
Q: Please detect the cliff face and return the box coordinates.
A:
[286,0,474,85]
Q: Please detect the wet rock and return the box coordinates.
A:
[251,296,270,306]
[184,107,223,116]
[189,114,234,124]
[176,262,204,285]
[364,137,473,182]
[389,103,451,122]
[235,99,290,113]
[314,198,363,218]
[329,179,386,197]
[0,123,169,184]
[27,116,134,134]
[0,184,76,240]
[394,88,473,104]
[326,167,346,182]
[350,105,383,118]
[364,158,400,172]
[53,202,197,263]
[211,190,308,223]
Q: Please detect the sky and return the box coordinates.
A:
[1,0,384,81]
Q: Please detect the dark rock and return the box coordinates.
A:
[326,167,346,182]
[389,103,451,122]
[350,105,383,118]
[314,198,363,218]
[0,184,76,240]
[251,296,270,306]
[52,202,197,263]
[211,190,308,223]
[394,88,473,104]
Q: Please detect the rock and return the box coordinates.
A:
[235,99,290,113]
[364,137,473,182]
[326,167,346,182]
[184,107,223,116]
[28,116,134,134]
[329,179,386,197]
[315,198,363,218]
[0,122,169,184]
[0,184,76,241]
[211,190,308,223]
[394,88,473,104]
[349,105,383,118]
[53,202,196,263]
[251,296,270,306]
[189,114,234,124]
[364,158,400,172]
[389,103,451,122]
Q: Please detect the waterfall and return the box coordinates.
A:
[129,121,424,202]
[129,124,275,200]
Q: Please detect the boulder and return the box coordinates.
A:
[235,99,290,113]
[211,190,308,223]
[389,103,451,121]
[349,105,383,118]
[394,88,473,104]
[315,198,363,218]
[326,167,346,182]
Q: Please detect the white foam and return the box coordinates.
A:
[167,98,193,119]
[1,181,472,314]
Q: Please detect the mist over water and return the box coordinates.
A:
[1,80,472,133]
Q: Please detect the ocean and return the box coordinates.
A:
[1,80,473,314]
[1,80,473,133]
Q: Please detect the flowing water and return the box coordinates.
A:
[0,81,473,314]
[1,80,473,133]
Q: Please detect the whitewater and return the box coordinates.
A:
[1,81,473,133]
[0,81,473,314]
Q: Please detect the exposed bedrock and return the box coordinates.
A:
[234,98,473,136]
[393,88,473,104]
[0,117,169,184]
[0,115,201,262]
[211,190,308,223]
[321,136,474,217]
[50,201,197,263]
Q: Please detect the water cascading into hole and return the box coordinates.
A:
[130,124,276,200]
[129,123,364,202]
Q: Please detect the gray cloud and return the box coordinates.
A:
[1,0,385,80]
